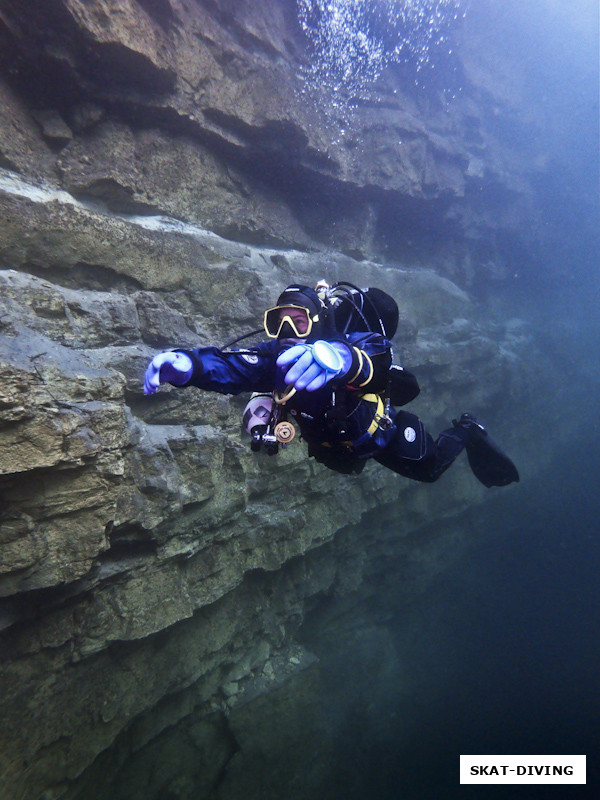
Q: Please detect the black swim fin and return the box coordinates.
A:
[453,414,520,488]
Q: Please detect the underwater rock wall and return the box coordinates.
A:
[0,2,580,798]
[0,0,553,279]
[0,172,542,797]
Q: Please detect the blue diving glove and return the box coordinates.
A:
[276,340,352,392]
[143,351,193,395]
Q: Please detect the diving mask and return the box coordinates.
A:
[263,304,318,339]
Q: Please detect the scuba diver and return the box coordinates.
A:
[143,281,519,487]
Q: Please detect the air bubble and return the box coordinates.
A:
[297,0,466,98]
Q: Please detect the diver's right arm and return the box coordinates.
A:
[143,351,193,395]
[143,344,277,396]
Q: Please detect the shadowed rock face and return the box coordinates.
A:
[0,0,560,275]
[0,2,586,798]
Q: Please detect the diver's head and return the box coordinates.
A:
[264,285,329,343]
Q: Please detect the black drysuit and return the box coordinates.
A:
[177,332,469,482]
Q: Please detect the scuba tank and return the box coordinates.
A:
[242,393,296,455]
[319,281,410,410]
[326,283,399,339]
[320,281,415,407]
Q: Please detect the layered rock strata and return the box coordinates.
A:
[0,0,559,280]
[0,170,552,799]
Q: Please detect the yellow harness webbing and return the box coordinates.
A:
[362,393,386,436]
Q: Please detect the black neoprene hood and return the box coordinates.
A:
[273,284,331,342]
[275,285,323,316]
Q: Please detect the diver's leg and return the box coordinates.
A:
[452,413,520,487]
[374,422,467,483]
[375,412,519,486]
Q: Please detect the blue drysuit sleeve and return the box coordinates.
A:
[177,342,278,395]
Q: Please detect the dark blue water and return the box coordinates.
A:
[295,444,599,800]
[382,453,600,799]
[304,451,599,800]
[296,3,599,797]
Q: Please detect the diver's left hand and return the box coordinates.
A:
[277,340,352,391]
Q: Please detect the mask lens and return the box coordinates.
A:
[264,305,312,338]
